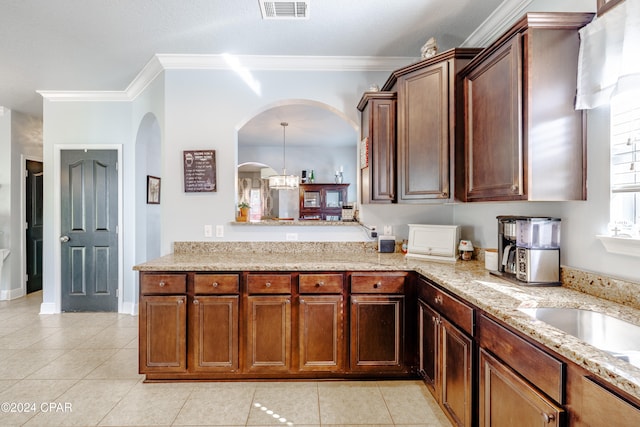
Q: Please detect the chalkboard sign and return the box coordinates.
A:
[183,150,216,192]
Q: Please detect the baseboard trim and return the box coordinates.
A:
[39,302,57,314]
[122,301,138,316]
[0,288,26,301]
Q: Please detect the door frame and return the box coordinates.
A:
[20,154,43,299]
[52,144,123,313]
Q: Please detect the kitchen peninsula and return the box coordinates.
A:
[135,242,640,426]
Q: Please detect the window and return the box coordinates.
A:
[609,90,640,237]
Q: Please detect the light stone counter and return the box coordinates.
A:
[134,241,640,401]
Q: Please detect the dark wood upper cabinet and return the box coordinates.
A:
[383,48,481,203]
[456,12,594,202]
[357,91,397,204]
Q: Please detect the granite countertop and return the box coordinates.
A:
[134,243,640,401]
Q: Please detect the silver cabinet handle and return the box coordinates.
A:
[434,295,443,305]
[316,281,324,287]
[193,299,199,305]
[543,413,555,423]
[300,299,305,304]
[158,281,166,287]
[212,282,219,288]
[60,235,70,243]
[374,282,381,289]
[285,299,290,304]
[265,282,271,288]
[177,299,184,304]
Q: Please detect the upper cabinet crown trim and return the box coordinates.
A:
[381,48,482,91]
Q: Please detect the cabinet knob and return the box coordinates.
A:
[158,281,165,287]
[285,299,290,304]
[543,413,555,423]
[374,282,381,289]
[300,299,305,304]
[434,295,443,305]
[316,281,324,287]
[177,298,184,304]
[212,282,219,288]
[265,282,272,288]
[511,184,519,193]
[193,299,199,305]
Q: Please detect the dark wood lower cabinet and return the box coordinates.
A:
[137,269,640,427]
[139,295,187,373]
[298,295,344,371]
[418,298,473,427]
[350,295,404,371]
[247,295,291,372]
[189,295,239,372]
[480,349,563,427]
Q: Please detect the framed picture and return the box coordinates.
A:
[147,175,161,204]
[183,150,217,192]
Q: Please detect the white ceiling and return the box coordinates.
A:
[1,0,506,120]
[1,0,519,153]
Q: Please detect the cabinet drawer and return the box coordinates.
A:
[299,273,343,293]
[351,273,406,294]
[417,278,474,336]
[479,314,564,403]
[194,274,239,294]
[247,274,292,294]
[140,273,186,294]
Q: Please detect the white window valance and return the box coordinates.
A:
[576,0,640,109]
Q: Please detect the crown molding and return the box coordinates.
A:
[38,54,415,103]
[461,0,533,47]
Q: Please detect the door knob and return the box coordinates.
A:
[60,235,70,243]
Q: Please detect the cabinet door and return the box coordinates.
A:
[247,295,291,372]
[398,61,450,201]
[189,295,239,372]
[139,295,187,373]
[418,299,440,394]
[298,295,344,371]
[462,34,524,201]
[480,349,563,427]
[361,96,397,203]
[350,295,404,371]
[441,317,473,427]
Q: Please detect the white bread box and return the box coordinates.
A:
[406,224,461,262]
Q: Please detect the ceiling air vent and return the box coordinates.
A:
[259,1,309,19]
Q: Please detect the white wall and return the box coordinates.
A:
[0,109,43,300]
[41,100,132,312]
[0,109,10,295]
[159,68,389,253]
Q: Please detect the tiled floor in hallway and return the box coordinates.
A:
[0,291,451,426]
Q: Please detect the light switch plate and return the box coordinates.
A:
[204,225,212,237]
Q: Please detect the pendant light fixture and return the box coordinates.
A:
[269,122,300,190]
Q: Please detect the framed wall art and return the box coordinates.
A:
[147,175,161,204]
[183,150,217,192]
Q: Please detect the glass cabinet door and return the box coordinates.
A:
[303,191,321,208]
[325,190,344,208]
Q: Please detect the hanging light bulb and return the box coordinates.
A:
[269,122,300,190]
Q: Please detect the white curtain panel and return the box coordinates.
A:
[576,0,640,109]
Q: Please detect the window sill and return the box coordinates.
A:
[596,235,640,257]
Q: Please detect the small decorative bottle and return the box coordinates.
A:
[309,170,315,183]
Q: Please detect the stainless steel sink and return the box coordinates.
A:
[518,307,640,368]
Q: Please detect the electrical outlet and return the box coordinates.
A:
[286,233,298,241]
[215,225,224,237]
[383,225,393,235]
[204,225,213,237]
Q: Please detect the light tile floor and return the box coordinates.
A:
[0,292,451,426]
